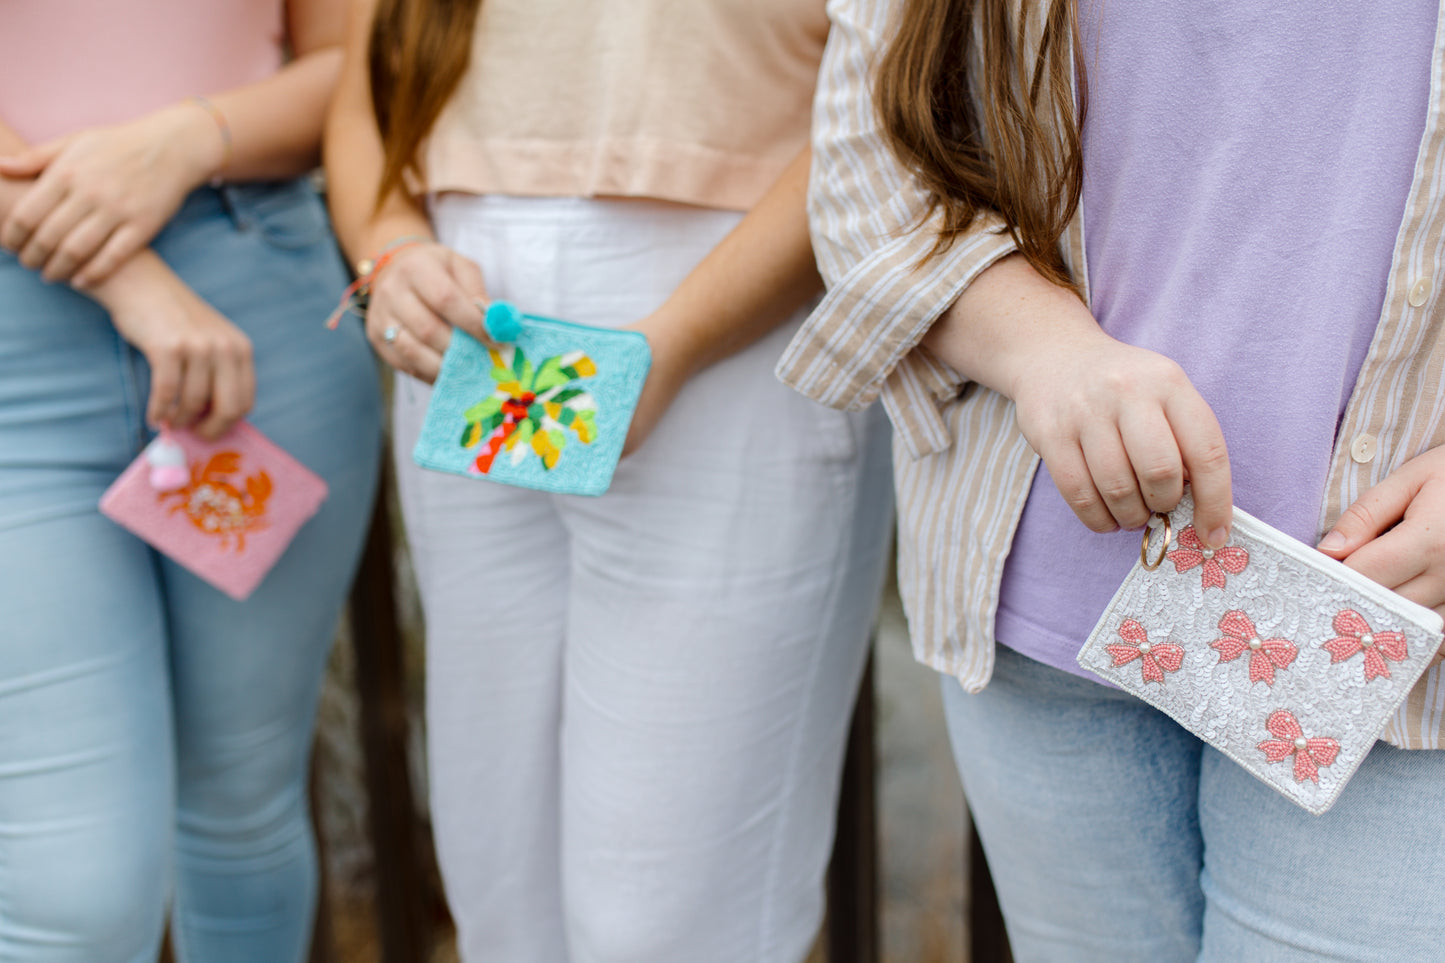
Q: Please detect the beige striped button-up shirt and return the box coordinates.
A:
[779,0,1445,749]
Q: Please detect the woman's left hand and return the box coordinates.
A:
[0,103,224,287]
[621,314,699,458]
[1319,443,1445,621]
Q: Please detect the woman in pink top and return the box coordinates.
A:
[0,2,380,959]
[325,0,892,959]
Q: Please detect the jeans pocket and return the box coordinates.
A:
[223,179,331,251]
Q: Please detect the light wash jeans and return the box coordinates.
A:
[0,180,381,962]
[393,195,895,962]
[942,643,1445,962]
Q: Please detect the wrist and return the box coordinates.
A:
[1001,322,1113,405]
[351,220,435,270]
[325,234,435,329]
[944,256,1109,401]
[150,101,227,191]
[88,252,168,313]
[356,233,431,277]
[634,309,706,380]
[175,98,231,187]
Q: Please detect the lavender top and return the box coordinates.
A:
[995,1,1438,676]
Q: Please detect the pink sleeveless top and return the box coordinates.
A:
[0,0,284,144]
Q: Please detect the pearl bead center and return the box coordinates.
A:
[1138,642,1152,655]
[1201,548,1215,560]
[1248,637,1262,651]
[1293,737,1308,751]
[1360,633,1374,648]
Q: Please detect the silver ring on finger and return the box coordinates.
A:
[382,325,400,345]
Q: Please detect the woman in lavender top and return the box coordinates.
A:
[800,0,1445,958]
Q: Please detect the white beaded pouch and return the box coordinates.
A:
[1077,492,1443,815]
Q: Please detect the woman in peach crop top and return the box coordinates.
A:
[0,2,380,960]
[326,1,892,960]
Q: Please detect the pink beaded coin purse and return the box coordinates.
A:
[1077,492,1443,814]
[99,423,328,600]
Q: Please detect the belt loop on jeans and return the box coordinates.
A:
[215,183,246,231]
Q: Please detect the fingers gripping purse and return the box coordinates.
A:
[1077,492,1444,814]
[412,301,652,497]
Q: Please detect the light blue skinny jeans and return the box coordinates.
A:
[0,180,381,962]
[942,643,1445,962]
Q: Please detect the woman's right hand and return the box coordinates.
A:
[922,253,1234,546]
[1011,323,1234,544]
[363,241,489,382]
[93,255,255,439]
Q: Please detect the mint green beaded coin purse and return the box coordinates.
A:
[412,301,652,496]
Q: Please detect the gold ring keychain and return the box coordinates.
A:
[1140,511,1172,570]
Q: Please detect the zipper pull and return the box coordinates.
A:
[146,431,189,491]
[483,300,524,343]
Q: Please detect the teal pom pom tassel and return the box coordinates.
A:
[485,301,524,343]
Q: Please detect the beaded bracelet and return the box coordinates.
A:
[325,235,431,329]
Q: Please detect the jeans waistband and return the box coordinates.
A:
[170,175,321,229]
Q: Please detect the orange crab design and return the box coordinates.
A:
[158,451,272,552]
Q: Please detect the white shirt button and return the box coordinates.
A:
[1350,434,1378,463]
[1409,277,1432,307]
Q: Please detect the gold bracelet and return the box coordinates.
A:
[187,95,234,183]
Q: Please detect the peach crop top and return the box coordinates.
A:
[0,0,284,145]
[424,0,829,212]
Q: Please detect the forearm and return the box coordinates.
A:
[82,248,188,314]
[920,252,1102,401]
[202,47,344,183]
[175,0,351,186]
[323,0,432,266]
[323,100,431,267]
[649,148,820,375]
[2,47,350,200]
[1,117,194,313]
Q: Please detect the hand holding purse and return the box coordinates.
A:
[100,423,328,600]
[412,300,652,497]
[1078,492,1444,814]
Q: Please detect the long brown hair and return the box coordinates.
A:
[368,0,483,205]
[874,0,1084,291]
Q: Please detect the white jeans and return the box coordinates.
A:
[394,195,894,963]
